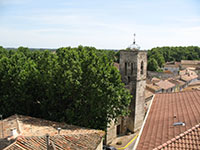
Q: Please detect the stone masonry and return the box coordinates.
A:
[119,50,147,132]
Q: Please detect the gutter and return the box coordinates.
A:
[133,94,156,150]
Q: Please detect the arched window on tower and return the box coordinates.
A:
[131,63,133,75]
[125,62,127,75]
[141,61,144,75]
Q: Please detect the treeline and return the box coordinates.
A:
[147,46,200,71]
[0,46,131,130]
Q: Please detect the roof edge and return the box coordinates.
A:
[153,123,200,150]
[133,94,156,150]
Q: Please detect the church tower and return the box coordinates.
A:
[119,34,147,132]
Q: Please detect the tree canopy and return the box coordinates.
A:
[147,46,200,71]
[0,46,131,130]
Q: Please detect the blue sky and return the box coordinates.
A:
[0,0,200,49]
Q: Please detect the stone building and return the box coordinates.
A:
[106,36,147,144]
[119,36,147,132]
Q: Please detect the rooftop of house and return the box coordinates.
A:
[155,80,176,90]
[164,61,180,68]
[146,83,161,92]
[145,89,154,100]
[180,74,198,82]
[135,90,200,150]
[183,80,200,91]
[153,123,200,150]
[181,60,200,65]
[168,78,186,86]
[0,115,105,150]
[151,77,160,83]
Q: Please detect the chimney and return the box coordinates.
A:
[57,127,61,135]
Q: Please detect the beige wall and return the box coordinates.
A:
[96,139,103,150]
[106,119,117,144]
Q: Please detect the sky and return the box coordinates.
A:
[0,0,200,50]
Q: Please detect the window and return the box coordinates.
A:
[131,63,133,75]
[141,61,144,75]
[128,76,130,83]
[125,62,127,75]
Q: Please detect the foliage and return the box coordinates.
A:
[0,46,131,130]
[147,46,200,71]
[147,58,159,71]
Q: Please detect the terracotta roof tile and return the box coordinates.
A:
[146,84,161,92]
[136,90,200,150]
[4,133,103,150]
[155,80,175,90]
[153,123,200,150]
[0,115,105,150]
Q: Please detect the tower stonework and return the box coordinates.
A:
[119,50,147,132]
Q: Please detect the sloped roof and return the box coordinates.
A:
[136,90,200,150]
[181,60,200,65]
[155,80,175,90]
[146,83,161,92]
[4,134,103,150]
[0,115,105,150]
[168,78,186,86]
[145,89,154,100]
[153,123,200,150]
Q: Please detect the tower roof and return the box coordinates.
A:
[128,33,140,51]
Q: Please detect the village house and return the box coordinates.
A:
[183,80,200,91]
[154,80,176,93]
[168,78,186,92]
[180,60,200,69]
[0,115,105,150]
[134,90,200,150]
[163,61,180,74]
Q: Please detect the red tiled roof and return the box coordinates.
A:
[181,74,198,82]
[0,115,105,150]
[155,80,175,90]
[4,133,103,150]
[168,78,186,87]
[153,123,200,150]
[136,90,200,150]
[146,84,161,92]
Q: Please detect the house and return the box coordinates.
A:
[154,80,176,93]
[180,60,200,69]
[134,90,200,150]
[0,115,105,150]
[168,78,186,92]
[163,61,180,74]
[146,83,162,94]
[180,70,198,85]
[183,80,200,91]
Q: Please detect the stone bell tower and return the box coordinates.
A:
[119,34,147,132]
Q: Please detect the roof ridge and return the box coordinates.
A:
[156,89,200,95]
[153,123,200,150]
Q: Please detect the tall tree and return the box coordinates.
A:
[0,46,131,131]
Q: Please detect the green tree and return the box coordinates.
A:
[147,58,159,71]
[0,46,131,131]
